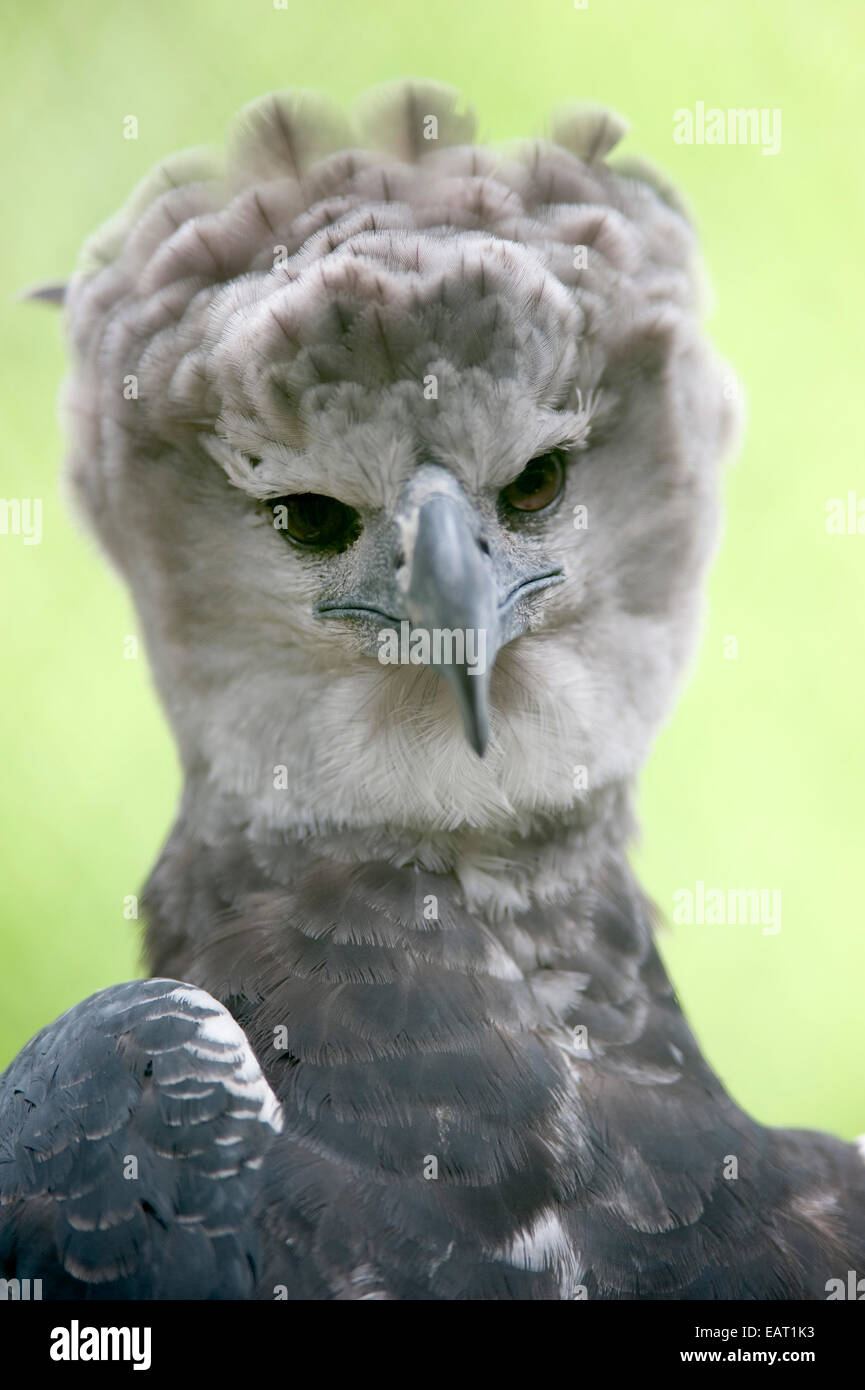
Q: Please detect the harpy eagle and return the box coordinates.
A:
[2,82,863,1300]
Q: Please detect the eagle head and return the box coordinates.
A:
[62,83,740,840]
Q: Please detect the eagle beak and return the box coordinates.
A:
[404,492,498,757]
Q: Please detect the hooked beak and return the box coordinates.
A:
[404,492,497,756]
[316,467,563,757]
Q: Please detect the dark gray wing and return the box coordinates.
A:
[0,978,282,1298]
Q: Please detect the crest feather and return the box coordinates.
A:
[356,80,476,162]
[230,89,351,186]
[551,104,628,162]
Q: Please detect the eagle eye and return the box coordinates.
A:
[267,493,362,551]
[500,450,566,516]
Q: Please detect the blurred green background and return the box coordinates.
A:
[1,0,863,1136]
